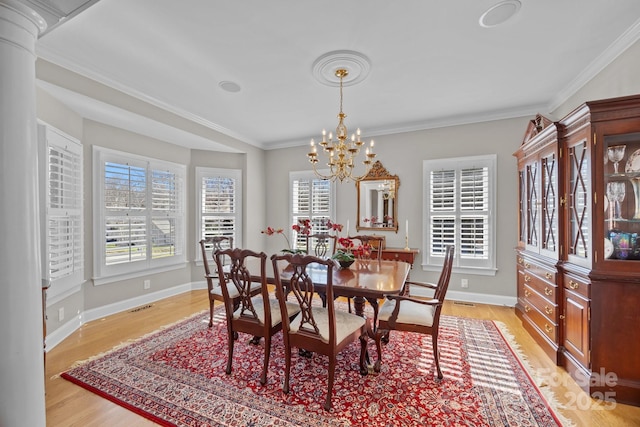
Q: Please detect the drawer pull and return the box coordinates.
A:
[524,275,531,282]
[545,273,552,280]
[545,305,553,315]
[524,305,531,313]
[544,287,553,296]
[545,324,552,334]
[559,314,565,320]
[525,263,531,269]
[524,289,531,298]
[518,257,523,264]
[568,280,579,290]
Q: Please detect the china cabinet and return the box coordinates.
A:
[558,95,640,406]
[514,114,562,363]
[515,95,640,407]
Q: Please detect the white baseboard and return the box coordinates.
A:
[46,281,516,351]
[446,290,516,307]
[410,287,516,307]
[46,281,203,351]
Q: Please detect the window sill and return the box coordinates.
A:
[92,262,188,286]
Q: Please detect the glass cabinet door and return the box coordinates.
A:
[541,149,558,257]
[568,139,590,261]
[526,161,539,249]
[603,132,640,261]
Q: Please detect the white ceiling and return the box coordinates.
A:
[35,0,640,152]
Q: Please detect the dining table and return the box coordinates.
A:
[275,258,411,321]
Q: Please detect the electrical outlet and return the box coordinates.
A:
[143,279,151,290]
[58,307,64,322]
[461,279,469,289]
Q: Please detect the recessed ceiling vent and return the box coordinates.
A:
[479,0,522,28]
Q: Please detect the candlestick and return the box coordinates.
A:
[404,219,410,251]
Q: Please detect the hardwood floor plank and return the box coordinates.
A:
[45,292,640,426]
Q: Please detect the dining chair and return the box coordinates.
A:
[349,235,383,260]
[214,248,301,385]
[373,245,454,378]
[305,232,337,258]
[199,236,261,328]
[271,253,369,411]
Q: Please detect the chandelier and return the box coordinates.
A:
[307,68,376,182]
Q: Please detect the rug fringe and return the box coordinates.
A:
[55,309,209,377]
[493,321,576,427]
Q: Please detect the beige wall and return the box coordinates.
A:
[37,38,640,338]
[266,117,527,300]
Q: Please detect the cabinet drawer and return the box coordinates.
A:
[517,255,556,283]
[563,273,590,299]
[523,283,557,321]
[522,302,558,342]
[522,271,557,303]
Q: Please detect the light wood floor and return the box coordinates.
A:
[45,291,640,426]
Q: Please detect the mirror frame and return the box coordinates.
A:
[356,160,400,233]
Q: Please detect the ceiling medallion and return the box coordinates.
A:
[312,50,371,87]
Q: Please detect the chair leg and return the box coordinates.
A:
[208,298,215,327]
[324,355,336,411]
[225,325,235,375]
[373,328,385,373]
[283,345,291,394]
[260,335,270,385]
[359,334,369,375]
[432,333,443,379]
[347,297,352,313]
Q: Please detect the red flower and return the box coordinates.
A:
[292,219,311,236]
[327,220,343,233]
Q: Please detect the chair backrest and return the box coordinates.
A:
[200,236,234,275]
[271,253,337,343]
[214,248,269,325]
[349,235,383,260]
[305,233,337,258]
[433,246,455,305]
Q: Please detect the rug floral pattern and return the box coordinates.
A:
[62,308,562,426]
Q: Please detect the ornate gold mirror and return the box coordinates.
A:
[356,161,399,232]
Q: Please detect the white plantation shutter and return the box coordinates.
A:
[290,171,335,251]
[196,168,241,257]
[94,147,186,281]
[40,123,84,298]
[423,155,496,273]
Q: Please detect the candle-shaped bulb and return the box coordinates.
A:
[322,129,327,142]
[310,139,315,146]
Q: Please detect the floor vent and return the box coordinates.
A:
[453,301,476,307]
[130,304,153,313]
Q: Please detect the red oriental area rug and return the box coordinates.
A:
[61,307,567,426]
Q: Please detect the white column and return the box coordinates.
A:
[0,1,47,426]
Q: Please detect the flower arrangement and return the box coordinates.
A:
[332,237,356,262]
[261,219,311,254]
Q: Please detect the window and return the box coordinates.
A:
[423,155,497,275]
[93,147,186,283]
[39,123,84,302]
[290,171,335,251]
[196,167,242,259]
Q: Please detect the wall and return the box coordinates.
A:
[553,39,640,119]
[35,61,266,342]
[265,117,527,305]
[37,37,640,341]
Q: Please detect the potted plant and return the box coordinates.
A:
[332,237,356,268]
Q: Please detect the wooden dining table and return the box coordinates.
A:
[255,258,411,325]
